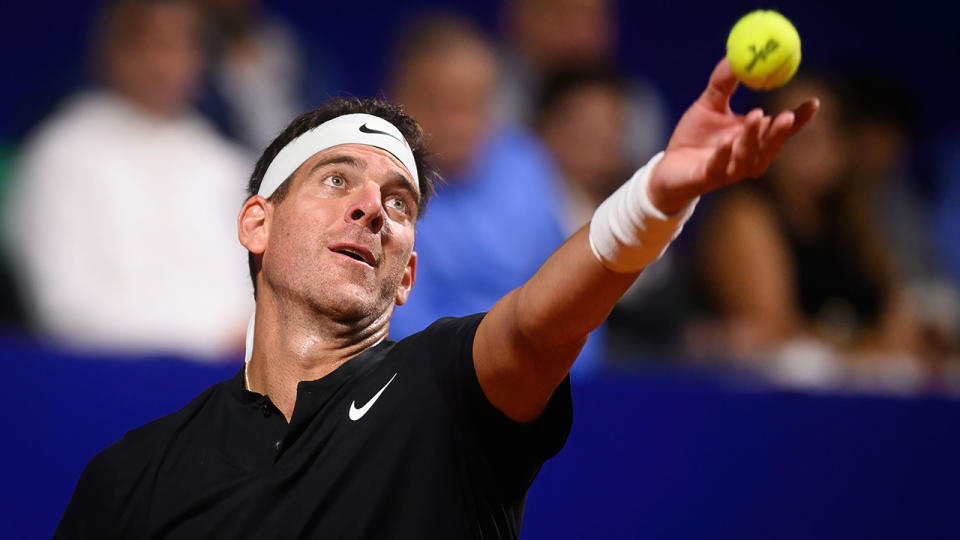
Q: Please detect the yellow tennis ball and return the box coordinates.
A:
[726,10,801,90]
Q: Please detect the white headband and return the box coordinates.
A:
[258,113,419,198]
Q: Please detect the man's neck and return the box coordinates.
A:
[245,296,390,421]
[109,87,183,123]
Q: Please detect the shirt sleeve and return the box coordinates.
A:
[54,450,119,540]
[408,314,574,491]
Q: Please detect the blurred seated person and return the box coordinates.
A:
[841,72,938,288]
[534,67,627,232]
[198,0,339,151]
[935,138,960,304]
[843,71,959,368]
[4,0,252,359]
[385,15,602,373]
[0,143,26,327]
[496,0,669,167]
[534,66,694,360]
[936,136,960,285]
[693,75,919,361]
[930,142,960,376]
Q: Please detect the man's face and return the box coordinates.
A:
[513,0,615,69]
[105,2,204,117]
[542,84,625,197]
[258,144,419,324]
[394,41,497,177]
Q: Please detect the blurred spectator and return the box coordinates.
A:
[0,142,26,327]
[385,15,602,374]
[496,0,669,167]
[691,75,925,384]
[842,72,936,286]
[4,0,252,359]
[534,66,694,359]
[198,0,336,151]
[535,66,627,229]
[842,71,959,378]
[936,139,960,292]
[387,16,498,179]
[933,145,960,382]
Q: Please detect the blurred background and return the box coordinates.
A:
[1,0,959,538]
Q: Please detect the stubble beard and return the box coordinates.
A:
[263,217,411,331]
[296,247,407,328]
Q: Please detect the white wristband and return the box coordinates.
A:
[588,151,698,273]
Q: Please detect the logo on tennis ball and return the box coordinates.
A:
[746,39,779,73]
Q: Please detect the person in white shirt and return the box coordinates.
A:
[5,0,252,359]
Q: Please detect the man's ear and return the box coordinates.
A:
[394,251,417,306]
[238,195,270,255]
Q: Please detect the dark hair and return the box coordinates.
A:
[839,69,918,135]
[245,96,438,296]
[533,64,626,129]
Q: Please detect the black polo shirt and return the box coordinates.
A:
[55,314,573,539]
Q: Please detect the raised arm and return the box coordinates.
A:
[473,58,819,422]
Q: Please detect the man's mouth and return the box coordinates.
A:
[329,244,376,267]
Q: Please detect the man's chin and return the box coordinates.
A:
[314,287,390,324]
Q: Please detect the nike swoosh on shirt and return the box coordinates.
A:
[348,373,398,421]
[358,123,404,144]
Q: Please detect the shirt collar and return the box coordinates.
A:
[225,339,396,406]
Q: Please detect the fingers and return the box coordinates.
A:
[749,110,795,177]
[749,97,820,177]
[699,58,739,113]
[758,115,773,140]
[789,98,820,136]
[705,137,734,185]
[692,90,820,191]
[727,109,763,179]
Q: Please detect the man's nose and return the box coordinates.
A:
[345,183,384,233]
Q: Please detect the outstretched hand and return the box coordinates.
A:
[647,58,819,214]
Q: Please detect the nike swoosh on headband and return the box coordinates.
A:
[359,123,404,144]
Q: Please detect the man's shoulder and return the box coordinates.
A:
[93,374,235,469]
[56,372,241,538]
[394,313,486,348]
[19,93,110,160]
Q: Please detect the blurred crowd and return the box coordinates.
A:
[1,0,957,392]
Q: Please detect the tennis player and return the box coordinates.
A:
[55,59,817,539]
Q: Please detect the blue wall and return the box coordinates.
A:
[3,335,958,539]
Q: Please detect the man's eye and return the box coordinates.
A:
[324,175,346,187]
[388,198,406,212]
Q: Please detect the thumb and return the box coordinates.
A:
[698,58,739,113]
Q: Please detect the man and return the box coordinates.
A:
[534,65,693,359]
[55,59,817,538]
[383,16,603,372]
[496,0,670,168]
[5,0,252,358]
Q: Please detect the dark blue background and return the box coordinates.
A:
[3,335,959,539]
